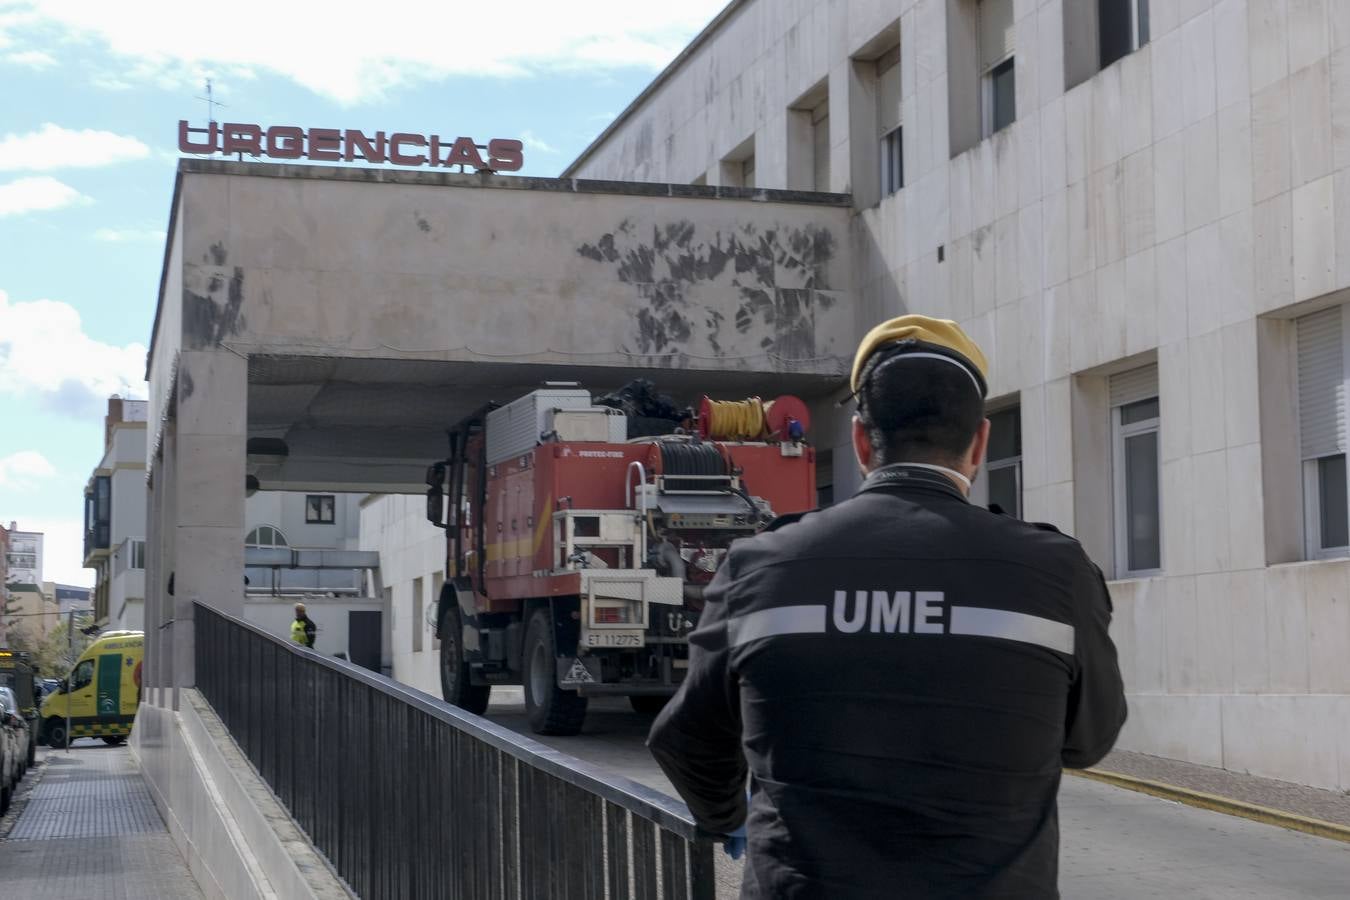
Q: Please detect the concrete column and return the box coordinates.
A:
[171,350,248,707]
[144,452,162,707]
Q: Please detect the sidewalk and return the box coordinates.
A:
[1086,748,1350,834]
[0,744,205,900]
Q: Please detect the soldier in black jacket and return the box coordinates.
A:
[649,315,1127,899]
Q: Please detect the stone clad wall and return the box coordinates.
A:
[569,0,1350,789]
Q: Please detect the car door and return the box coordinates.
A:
[67,658,96,721]
[0,690,17,778]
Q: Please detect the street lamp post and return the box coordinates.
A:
[63,607,96,754]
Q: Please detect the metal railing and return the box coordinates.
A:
[193,602,716,900]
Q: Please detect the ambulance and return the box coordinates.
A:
[40,631,144,749]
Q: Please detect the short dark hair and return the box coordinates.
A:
[856,353,985,466]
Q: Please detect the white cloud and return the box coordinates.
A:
[2,1,727,104]
[0,289,147,418]
[4,49,54,68]
[520,130,559,155]
[94,227,165,243]
[0,450,56,490]
[0,123,151,171]
[0,175,90,216]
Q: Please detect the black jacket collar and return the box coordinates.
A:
[857,463,970,503]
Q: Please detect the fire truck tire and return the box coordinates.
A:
[440,608,491,716]
[628,695,669,716]
[523,610,588,736]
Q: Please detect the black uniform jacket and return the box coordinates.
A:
[648,465,1127,899]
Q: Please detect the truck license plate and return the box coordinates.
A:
[585,632,643,647]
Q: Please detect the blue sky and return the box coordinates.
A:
[0,0,725,585]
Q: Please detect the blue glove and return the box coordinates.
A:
[722,824,747,860]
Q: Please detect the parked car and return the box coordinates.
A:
[0,685,29,813]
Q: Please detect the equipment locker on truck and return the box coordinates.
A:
[426,383,816,734]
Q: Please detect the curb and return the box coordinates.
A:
[0,756,49,841]
[1068,767,1350,844]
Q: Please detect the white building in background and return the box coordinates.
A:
[5,525,43,586]
[243,491,384,669]
[358,494,445,694]
[558,0,1350,791]
[83,398,148,630]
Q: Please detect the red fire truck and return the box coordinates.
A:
[425,384,815,734]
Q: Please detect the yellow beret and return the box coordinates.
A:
[850,315,990,396]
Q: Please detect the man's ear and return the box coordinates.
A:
[852,415,873,474]
[968,418,991,470]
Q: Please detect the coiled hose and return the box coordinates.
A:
[702,398,768,441]
[659,442,729,492]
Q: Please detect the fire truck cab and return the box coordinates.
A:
[426,385,815,735]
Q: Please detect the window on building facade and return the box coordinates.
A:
[986,406,1023,518]
[1110,365,1161,576]
[1099,0,1149,69]
[980,0,1016,137]
[1296,306,1349,558]
[721,138,756,188]
[812,101,831,191]
[130,540,146,570]
[877,45,902,195]
[431,571,444,650]
[245,525,288,548]
[305,494,336,524]
[412,576,424,653]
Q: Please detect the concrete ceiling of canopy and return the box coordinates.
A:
[245,355,839,492]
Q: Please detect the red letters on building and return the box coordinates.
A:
[389,133,428,167]
[307,128,342,162]
[177,120,525,172]
[265,126,304,159]
[221,123,263,157]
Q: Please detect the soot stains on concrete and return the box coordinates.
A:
[184,265,247,348]
[578,219,837,363]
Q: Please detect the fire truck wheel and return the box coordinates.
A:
[440,608,491,716]
[628,695,669,716]
[523,610,588,736]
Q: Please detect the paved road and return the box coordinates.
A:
[483,689,1350,899]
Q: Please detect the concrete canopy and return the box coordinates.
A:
[147,160,857,493]
[141,159,857,699]
[246,355,843,493]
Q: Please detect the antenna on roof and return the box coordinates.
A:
[195,78,226,125]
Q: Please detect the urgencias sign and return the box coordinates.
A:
[178,120,524,171]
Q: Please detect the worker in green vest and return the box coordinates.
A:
[291,602,317,648]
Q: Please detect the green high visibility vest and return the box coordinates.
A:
[291,619,308,645]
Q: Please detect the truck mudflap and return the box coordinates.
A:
[556,655,681,695]
[558,656,602,688]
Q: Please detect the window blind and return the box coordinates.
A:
[1108,363,1158,408]
[1297,306,1346,460]
[979,0,1015,72]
